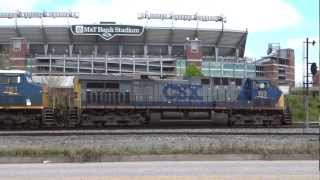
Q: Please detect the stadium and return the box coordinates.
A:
[0,11,295,88]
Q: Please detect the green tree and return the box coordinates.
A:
[184,63,203,77]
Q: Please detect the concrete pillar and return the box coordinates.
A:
[69,44,73,57]
[49,54,52,73]
[215,47,219,61]
[215,47,221,77]
[160,56,163,78]
[63,54,66,75]
[119,58,122,74]
[119,45,123,58]
[77,54,80,74]
[91,55,94,74]
[94,45,98,57]
[133,58,136,73]
[168,45,172,56]
[105,55,108,74]
[144,45,148,57]
[44,44,48,56]
[235,48,239,62]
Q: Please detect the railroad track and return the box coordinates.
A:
[0,127,318,136]
[0,122,318,136]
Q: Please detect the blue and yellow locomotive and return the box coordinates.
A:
[0,70,49,128]
[0,70,291,128]
[73,74,291,127]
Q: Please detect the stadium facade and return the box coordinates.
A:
[0,22,294,87]
[255,44,295,87]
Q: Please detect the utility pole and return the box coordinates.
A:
[303,38,318,171]
[303,38,317,129]
[305,38,309,129]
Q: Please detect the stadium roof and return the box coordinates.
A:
[0,25,247,55]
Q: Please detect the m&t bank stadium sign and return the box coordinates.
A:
[71,25,144,40]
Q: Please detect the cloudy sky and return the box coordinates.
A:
[0,0,319,86]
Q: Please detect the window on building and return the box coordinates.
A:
[229,79,235,85]
[223,70,233,77]
[201,78,210,85]
[190,41,199,53]
[202,70,209,76]
[223,64,234,69]
[256,72,264,77]
[234,64,245,70]
[256,66,264,71]
[105,83,119,89]
[211,70,221,77]
[279,59,288,65]
[222,78,229,85]
[12,40,22,50]
[211,62,221,69]
[235,79,242,86]
[87,82,104,88]
[247,72,256,78]
[234,71,244,78]
[247,64,255,70]
[214,78,221,85]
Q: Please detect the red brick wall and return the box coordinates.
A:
[9,39,29,70]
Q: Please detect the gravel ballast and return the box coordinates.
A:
[0,134,318,162]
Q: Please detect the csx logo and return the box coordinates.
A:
[162,83,202,100]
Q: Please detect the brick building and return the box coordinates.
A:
[256,44,295,87]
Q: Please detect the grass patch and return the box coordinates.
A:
[0,142,317,162]
[287,95,320,121]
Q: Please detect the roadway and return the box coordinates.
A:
[0,161,318,179]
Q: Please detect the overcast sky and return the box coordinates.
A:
[0,0,319,86]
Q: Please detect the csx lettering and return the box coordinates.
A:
[162,84,202,100]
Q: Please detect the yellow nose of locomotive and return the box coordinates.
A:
[42,84,49,108]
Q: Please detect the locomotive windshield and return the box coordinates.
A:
[255,81,269,89]
[26,75,33,83]
[0,75,20,84]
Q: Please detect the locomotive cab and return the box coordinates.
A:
[0,70,48,128]
[0,70,45,107]
[238,78,283,108]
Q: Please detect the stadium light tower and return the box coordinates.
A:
[0,10,79,19]
[137,12,226,30]
[137,12,226,22]
[0,10,79,26]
